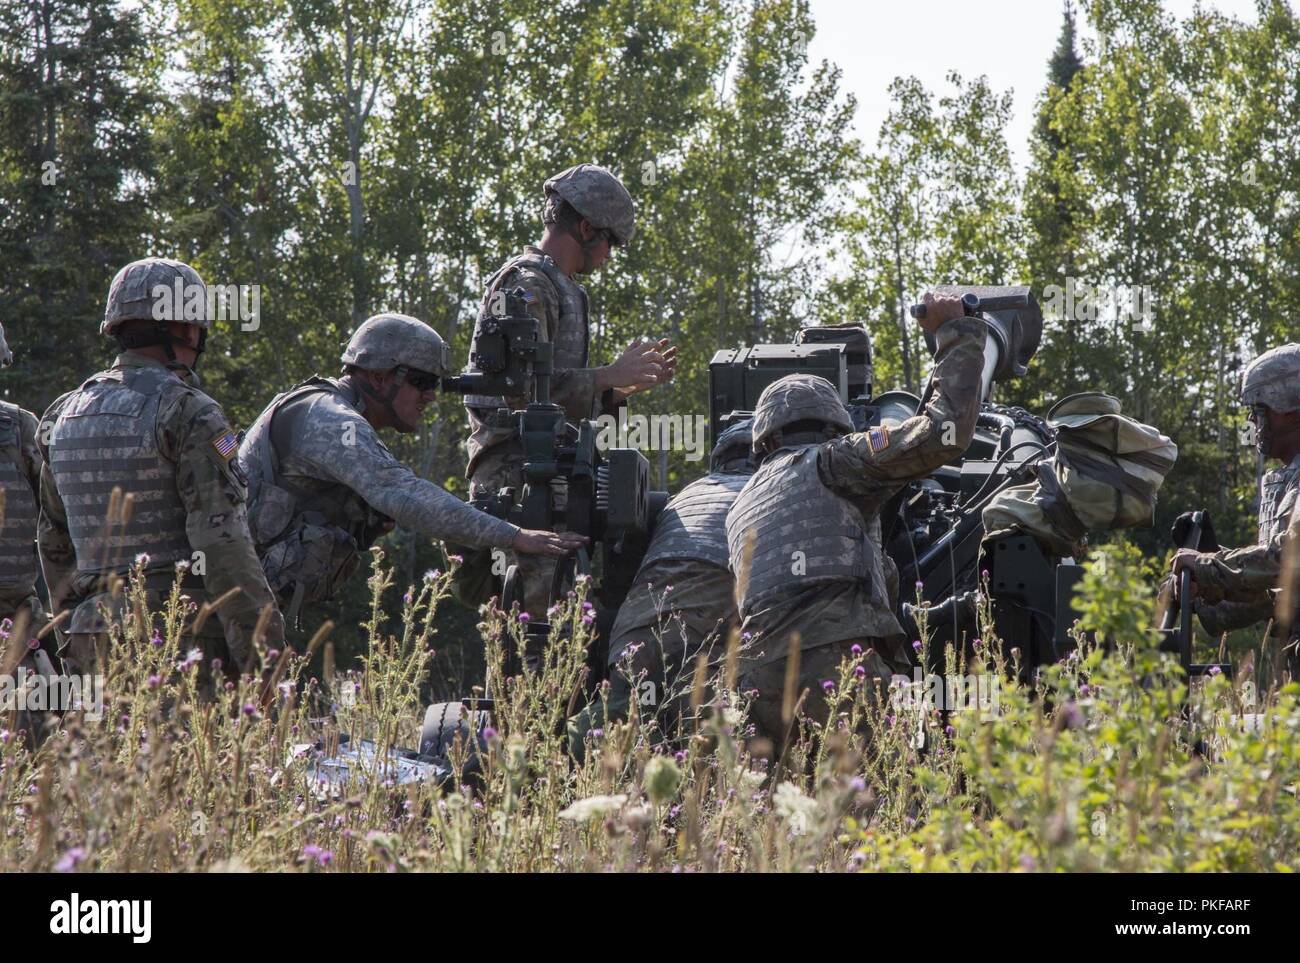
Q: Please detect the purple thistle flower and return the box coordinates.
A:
[1208,665,1222,676]
[849,776,865,792]
[482,726,498,741]
[821,680,835,694]
[147,675,160,689]
[945,724,955,737]
[55,846,86,873]
[150,629,164,647]
[242,703,256,716]
[850,644,862,656]
[674,751,686,764]
[517,612,530,623]
[854,665,866,679]
[590,728,604,740]
[912,640,922,652]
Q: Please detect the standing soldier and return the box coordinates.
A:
[238,312,585,624]
[568,420,756,753]
[0,323,56,741]
[725,296,984,754]
[464,164,676,618]
[1172,343,1300,669]
[38,257,284,679]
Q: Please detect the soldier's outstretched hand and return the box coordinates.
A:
[916,292,966,335]
[513,529,590,557]
[1169,548,1202,599]
[602,338,668,396]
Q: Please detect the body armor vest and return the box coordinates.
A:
[465,250,589,412]
[49,365,192,577]
[1258,456,1300,545]
[240,378,389,613]
[642,473,749,570]
[726,445,882,615]
[0,403,38,590]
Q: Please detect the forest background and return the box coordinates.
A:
[1,0,1296,679]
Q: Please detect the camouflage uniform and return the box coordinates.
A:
[726,317,986,751]
[239,375,520,620]
[465,248,623,617]
[568,425,755,751]
[1193,455,1300,635]
[39,355,284,676]
[1191,344,1300,649]
[465,164,637,619]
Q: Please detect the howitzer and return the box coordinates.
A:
[441,287,668,668]
[710,285,1087,672]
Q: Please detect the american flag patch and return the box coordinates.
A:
[867,425,890,454]
[212,430,238,461]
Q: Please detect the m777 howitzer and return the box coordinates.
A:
[710,284,1177,677]
[439,287,668,669]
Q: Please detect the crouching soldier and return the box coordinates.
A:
[238,312,586,625]
[568,420,756,753]
[39,257,285,684]
[725,295,985,755]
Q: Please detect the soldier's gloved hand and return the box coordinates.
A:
[601,338,667,396]
[513,529,589,557]
[915,293,966,335]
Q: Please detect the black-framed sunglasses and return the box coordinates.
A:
[403,368,440,391]
[597,227,623,249]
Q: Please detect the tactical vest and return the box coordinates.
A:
[726,445,882,615]
[642,473,749,570]
[48,364,192,577]
[239,378,388,614]
[464,249,589,412]
[1258,456,1300,544]
[0,403,38,591]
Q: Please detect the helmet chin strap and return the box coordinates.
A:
[117,323,206,374]
[356,367,416,431]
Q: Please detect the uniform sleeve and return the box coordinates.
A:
[298,406,521,550]
[818,316,986,500]
[511,269,602,423]
[1191,532,1286,603]
[36,397,77,618]
[166,393,285,669]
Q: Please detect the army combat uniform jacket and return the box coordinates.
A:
[1194,454,1300,636]
[239,376,520,618]
[726,316,987,670]
[0,402,50,658]
[38,355,284,671]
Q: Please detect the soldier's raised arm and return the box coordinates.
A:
[820,298,986,499]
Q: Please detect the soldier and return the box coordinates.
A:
[725,295,984,754]
[38,257,284,680]
[568,420,756,753]
[1171,343,1300,665]
[464,163,676,618]
[0,323,58,741]
[238,312,586,624]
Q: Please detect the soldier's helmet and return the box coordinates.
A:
[711,419,755,472]
[0,322,12,369]
[341,313,451,377]
[544,164,636,245]
[102,257,209,335]
[1240,343,1300,414]
[751,374,853,451]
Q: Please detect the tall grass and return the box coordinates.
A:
[2,544,1296,872]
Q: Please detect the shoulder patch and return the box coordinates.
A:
[212,430,239,461]
[867,425,890,454]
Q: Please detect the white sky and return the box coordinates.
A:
[807,0,1278,172]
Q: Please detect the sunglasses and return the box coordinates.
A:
[597,227,623,249]
[403,368,440,391]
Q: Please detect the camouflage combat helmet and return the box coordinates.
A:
[751,374,853,451]
[711,419,754,472]
[544,164,636,245]
[1240,344,1300,414]
[341,313,451,377]
[0,322,12,369]
[102,257,209,335]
